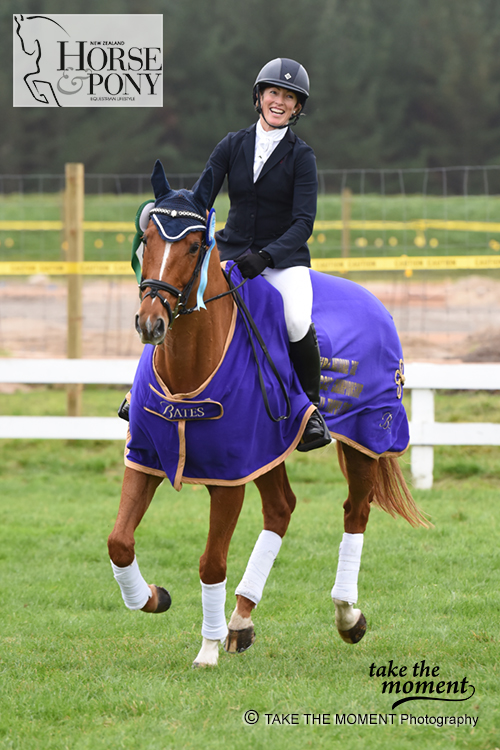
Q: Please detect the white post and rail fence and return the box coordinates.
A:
[0,360,499,490]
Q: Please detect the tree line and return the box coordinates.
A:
[2,0,500,179]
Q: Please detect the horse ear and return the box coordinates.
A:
[192,167,214,211]
[151,160,171,200]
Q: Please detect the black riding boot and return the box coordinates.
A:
[289,324,331,452]
[117,395,130,422]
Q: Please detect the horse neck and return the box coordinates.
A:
[154,256,233,395]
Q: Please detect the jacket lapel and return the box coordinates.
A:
[256,128,295,182]
[242,124,257,182]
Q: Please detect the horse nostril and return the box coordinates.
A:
[153,317,165,340]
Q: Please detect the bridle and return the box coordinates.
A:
[139,207,245,329]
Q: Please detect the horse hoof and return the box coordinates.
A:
[338,612,367,644]
[224,626,255,654]
[192,638,219,667]
[141,585,171,613]
[153,586,172,613]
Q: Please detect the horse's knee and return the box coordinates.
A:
[263,496,294,537]
[340,444,377,533]
[284,476,297,515]
[107,532,135,567]
[343,497,371,533]
[257,465,296,537]
[199,551,226,585]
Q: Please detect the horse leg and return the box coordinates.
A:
[332,443,377,644]
[193,484,246,667]
[225,463,296,654]
[108,467,171,614]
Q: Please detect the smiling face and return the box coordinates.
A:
[258,85,300,130]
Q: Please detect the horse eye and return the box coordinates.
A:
[189,242,200,255]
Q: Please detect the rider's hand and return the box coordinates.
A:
[236,251,273,279]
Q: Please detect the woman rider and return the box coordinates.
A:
[197,57,330,451]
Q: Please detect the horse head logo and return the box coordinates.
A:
[14,14,71,106]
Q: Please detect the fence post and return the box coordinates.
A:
[410,388,435,489]
[65,163,84,417]
[341,187,352,258]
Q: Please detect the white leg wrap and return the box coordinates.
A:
[235,530,282,606]
[331,532,364,605]
[201,579,228,642]
[111,556,152,610]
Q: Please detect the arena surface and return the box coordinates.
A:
[1,275,500,363]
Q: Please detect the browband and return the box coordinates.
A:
[149,207,206,223]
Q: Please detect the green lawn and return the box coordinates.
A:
[1,191,500,263]
[0,388,498,749]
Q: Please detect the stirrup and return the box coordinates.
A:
[297,409,331,452]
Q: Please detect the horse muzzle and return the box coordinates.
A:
[135,312,167,345]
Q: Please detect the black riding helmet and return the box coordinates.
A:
[253,57,310,127]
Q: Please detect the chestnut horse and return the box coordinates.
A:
[107,161,427,667]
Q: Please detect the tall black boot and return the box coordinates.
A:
[289,324,331,452]
[117,394,130,422]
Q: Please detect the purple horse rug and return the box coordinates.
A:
[125,264,409,489]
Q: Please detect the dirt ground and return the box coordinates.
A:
[1,274,500,363]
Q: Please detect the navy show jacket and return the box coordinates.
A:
[197,123,318,269]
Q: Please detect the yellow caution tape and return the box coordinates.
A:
[313,219,500,233]
[0,220,226,232]
[1,256,500,276]
[311,255,500,272]
[2,218,500,233]
[0,220,63,231]
[0,261,133,276]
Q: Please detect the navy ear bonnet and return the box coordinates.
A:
[149,160,213,242]
[131,161,216,287]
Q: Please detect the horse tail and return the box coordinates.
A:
[336,443,430,529]
[375,455,431,528]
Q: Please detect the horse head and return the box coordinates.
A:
[15,14,69,55]
[135,161,216,345]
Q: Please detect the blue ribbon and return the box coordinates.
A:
[196,208,216,311]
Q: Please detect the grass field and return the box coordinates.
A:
[1,191,500,263]
[0,388,499,749]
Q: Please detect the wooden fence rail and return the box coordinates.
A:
[1,360,499,489]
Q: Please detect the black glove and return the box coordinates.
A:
[236,251,272,279]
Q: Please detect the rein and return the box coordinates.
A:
[223,268,291,423]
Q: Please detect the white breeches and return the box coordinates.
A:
[262,266,313,342]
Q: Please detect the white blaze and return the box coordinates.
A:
[159,241,172,281]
